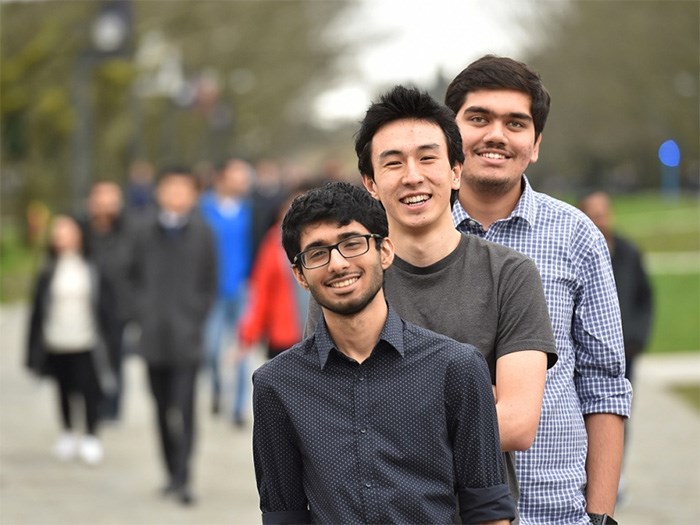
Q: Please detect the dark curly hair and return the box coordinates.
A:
[281,181,388,267]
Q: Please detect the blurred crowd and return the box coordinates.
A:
[23,156,338,505]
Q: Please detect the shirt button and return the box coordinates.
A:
[365,482,371,488]
[358,376,365,381]
[360,428,366,434]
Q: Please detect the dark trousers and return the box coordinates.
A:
[101,320,126,420]
[48,351,102,435]
[147,363,198,489]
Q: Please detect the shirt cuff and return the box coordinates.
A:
[458,484,516,523]
[262,510,312,525]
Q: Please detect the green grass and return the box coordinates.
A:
[670,384,700,413]
[648,273,700,353]
[613,194,700,253]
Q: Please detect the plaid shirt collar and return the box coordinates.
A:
[452,175,538,231]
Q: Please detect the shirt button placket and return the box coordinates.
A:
[355,368,376,522]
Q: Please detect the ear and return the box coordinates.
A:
[379,237,395,270]
[291,265,309,290]
[531,134,542,163]
[361,175,380,202]
[451,163,462,190]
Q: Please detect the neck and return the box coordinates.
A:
[459,183,522,231]
[389,216,462,267]
[322,291,388,364]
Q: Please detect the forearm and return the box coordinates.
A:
[495,397,539,452]
[584,412,625,515]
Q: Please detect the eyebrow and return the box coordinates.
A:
[463,105,532,122]
[378,143,441,160]
[301,231,365,251]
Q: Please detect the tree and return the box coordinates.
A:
[1,0,351,220]
[520,0,699,193]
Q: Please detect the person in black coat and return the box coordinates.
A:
[129,167,217,505]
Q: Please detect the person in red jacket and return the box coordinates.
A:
[238,183,315,359]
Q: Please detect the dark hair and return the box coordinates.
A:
[445,55,551,140]
[355,85,464,206]
[156,165,198,188]
[281,181,389,267]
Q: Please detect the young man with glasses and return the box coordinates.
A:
[306,86,557,520]
[252,181,515,525]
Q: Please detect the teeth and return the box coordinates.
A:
[481,152,506,159]
[330,277,358,288]
[402,194,429,204]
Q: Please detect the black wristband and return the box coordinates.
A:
[588,513,618,525]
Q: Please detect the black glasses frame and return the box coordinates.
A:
[293,234,383,269]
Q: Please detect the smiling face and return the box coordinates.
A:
[292,220,394,316]
[456,89,541,198]
[362,119,461,236]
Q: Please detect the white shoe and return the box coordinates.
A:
[78,436,103,465]
[53,432,78,461]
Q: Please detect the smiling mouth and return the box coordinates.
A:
[479,152,508,160]
[329,277,359,288]
[400,194,430,206]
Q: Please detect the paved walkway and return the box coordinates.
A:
[1,303,698,524]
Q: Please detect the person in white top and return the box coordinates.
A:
[26,214,116,466]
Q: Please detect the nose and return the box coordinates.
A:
[483,120,507,145]
[327,246,349,272]
[402,158,424,184]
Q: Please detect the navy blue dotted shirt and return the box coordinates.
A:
[252,305,515,524]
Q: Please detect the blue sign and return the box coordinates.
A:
[658,140,681,167]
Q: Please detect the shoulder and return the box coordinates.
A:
[460,233,539,274]
[253,339,313,385]
[403,320,484,367]
[533,190,599,234]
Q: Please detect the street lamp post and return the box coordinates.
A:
[71,0,131,212]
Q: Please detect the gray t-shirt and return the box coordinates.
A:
[305,233,557,508]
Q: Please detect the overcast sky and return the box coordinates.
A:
[313,0,546,124]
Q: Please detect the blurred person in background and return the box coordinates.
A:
[125,159,156,216]
[130,167,217,505]
[251,158,289,261]
[238,182,315,362]
[445,55,632,525]
[83,180,136,422]
[26,213,116,466]
[199,158,253,424]
[579,190,654,503]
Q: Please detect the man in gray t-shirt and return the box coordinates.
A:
[305,86,557,520]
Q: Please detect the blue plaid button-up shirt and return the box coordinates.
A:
[453,176,632,525]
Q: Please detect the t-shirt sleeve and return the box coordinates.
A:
[497,256,558,368]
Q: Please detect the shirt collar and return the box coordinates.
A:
[452,175,537,229]
[314,303,405,369]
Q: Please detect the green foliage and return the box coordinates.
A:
[0,225,40,304]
